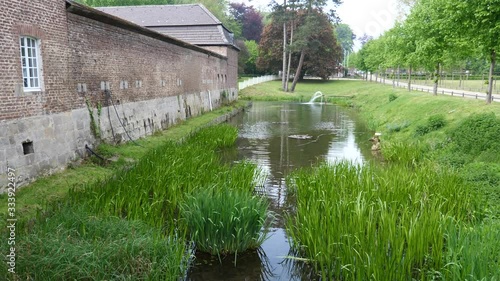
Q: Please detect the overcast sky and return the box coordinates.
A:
[242,0,399,49]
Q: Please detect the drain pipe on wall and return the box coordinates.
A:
[208,90,213,111]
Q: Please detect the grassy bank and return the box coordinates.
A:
[0,101,246,230]
[241,79,500,280]
[1,123,269,280]
[0,101,273,279]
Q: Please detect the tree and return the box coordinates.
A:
[334,23,355,75]
[266,0,341,92]
[229,3,264,42]
[244,40,260,74]
[257,8,341,84]
[235,40,249,74]
[402,0,453,95]
[288,0,341,92]
[384,22,418,90]
[446,0,500,104]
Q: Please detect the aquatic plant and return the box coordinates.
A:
[70,124,247,229]
[286,161,481,280]
[381,141,426,166]
[180,186,269,262]
[441,219,500,280]
[66,124,269,266]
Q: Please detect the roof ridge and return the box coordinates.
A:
[196,4,221,24]
[97,4,203,9]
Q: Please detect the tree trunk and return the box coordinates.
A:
[433,63,439,96]
[408,65,412,91]
[392,67,395,88]
[397,65,400,86]
[285,20,294,92]
[487,50,496,104]
[281,0,287,91]
[290,49,305,92]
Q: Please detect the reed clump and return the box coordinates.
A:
[181,186,268,259]
[286,161,485,280]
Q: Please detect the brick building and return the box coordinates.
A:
[0,0,239,190]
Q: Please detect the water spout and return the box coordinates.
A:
[305,91,323,104]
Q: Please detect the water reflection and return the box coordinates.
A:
[186,102,374,280]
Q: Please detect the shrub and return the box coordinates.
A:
[463,162,500,187]
[386,120,410,132]
[427,114,446,130]
[448,113,500,157]
[415,114,447,136]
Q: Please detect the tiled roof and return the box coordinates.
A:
[96,4,235,47]
[96,4,221,27]
[150,25,231,46]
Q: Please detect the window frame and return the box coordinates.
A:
[19,36,42,92]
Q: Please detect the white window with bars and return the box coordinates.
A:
[20,36,42,91]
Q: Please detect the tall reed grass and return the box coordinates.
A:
[441,219,500,280]
[67,124,268,263]
[286,161,481,280]
[69,125,251,229]
[181,186,268,261]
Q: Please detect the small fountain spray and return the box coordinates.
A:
[305,91,324,104]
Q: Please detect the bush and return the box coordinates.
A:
[388,93,398,102]
[415,114,447,136]
[448,113,500,157]
[427,114,446,130]
[386,120,410,132]
[463,162,500,187]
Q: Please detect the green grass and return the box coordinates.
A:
[69,125,259,229]
[286,161,485,280]
[0,101,247,230]
[442,219,500,280]
[0,206,188,281]
[2,123,268,279]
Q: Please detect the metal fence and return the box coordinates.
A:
[384,79,499,102]
[238,75,279,90]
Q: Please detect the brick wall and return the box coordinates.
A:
[0,0,238,190]
[0,0,72,121]
[66,12,227,108]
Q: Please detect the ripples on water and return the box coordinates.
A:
[187,102,374,280]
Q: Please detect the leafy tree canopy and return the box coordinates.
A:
[257,8,341,79]
[334,23,355,52]
[229,3,264,42]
